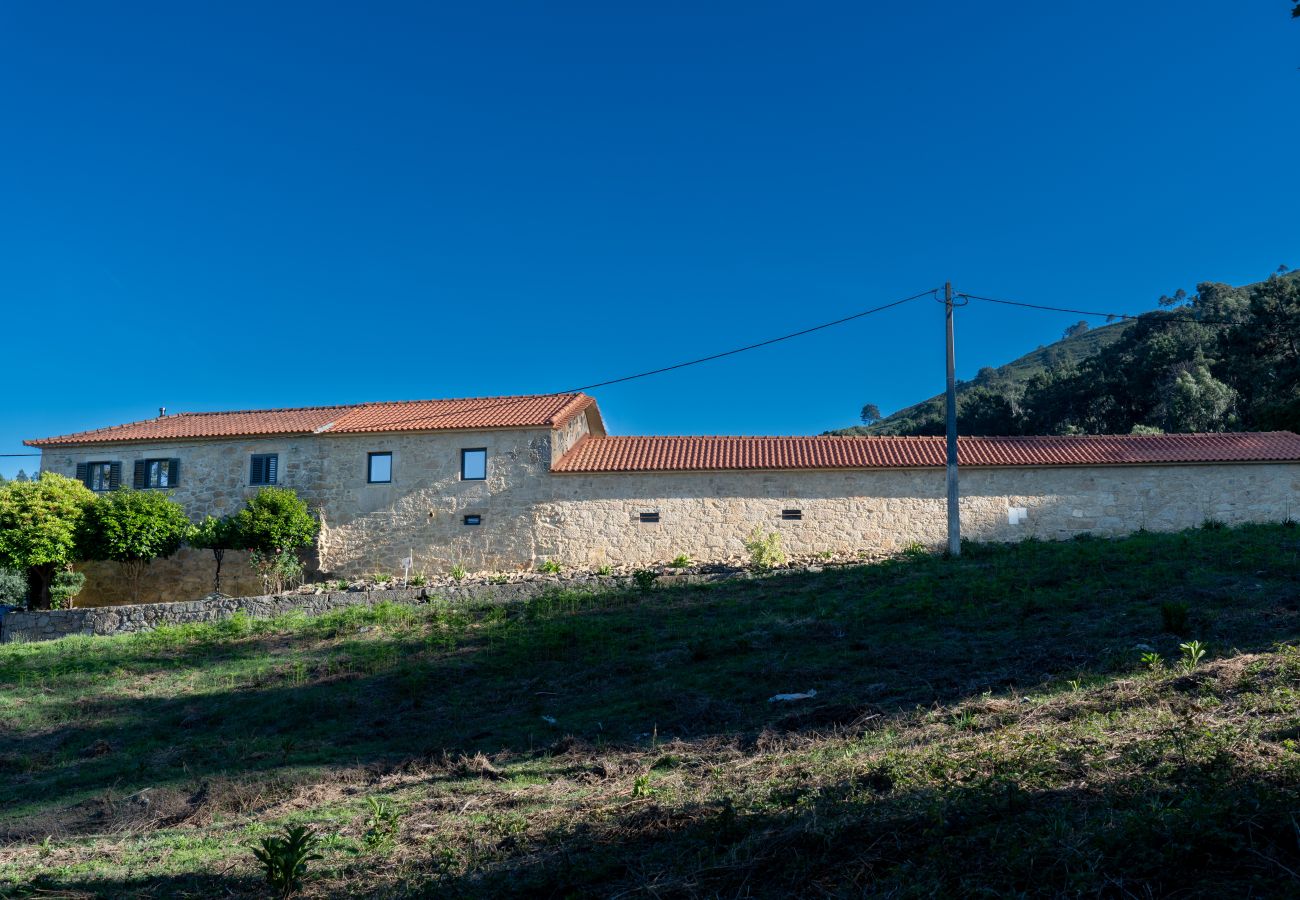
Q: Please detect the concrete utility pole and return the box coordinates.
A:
[944,282,961,557]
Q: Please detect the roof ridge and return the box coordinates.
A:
[154,392,586,419]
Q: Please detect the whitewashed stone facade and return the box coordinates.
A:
[32,401,1300,606]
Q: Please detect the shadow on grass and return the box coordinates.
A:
[5,524,1300,839]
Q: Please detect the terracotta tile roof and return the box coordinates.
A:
[25,394,595,447]
[550,432,1300,472]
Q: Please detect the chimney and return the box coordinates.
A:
[159,407,166,418]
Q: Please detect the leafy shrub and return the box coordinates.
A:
[668,553,691,569]
[49,569,85,609]
[251,824,322,899]
[488,573,510,585]
[250,550,305,595]
[744,529,786,571]
[1161,601,1190,635]
[1201,518,1227,531]
[235,487,317,556]
[0,567,26,605]
[0,473,95,609]
[373,572,393,585]
[595,564,614,576]
[449,564,467,581]
[409,572,427,587]
[538,559,561,575]
[78,489,190,603]
[632,569,657,591]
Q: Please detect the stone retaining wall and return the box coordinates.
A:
[0,572,674,644]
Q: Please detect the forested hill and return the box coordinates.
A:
[832,271,1300,437]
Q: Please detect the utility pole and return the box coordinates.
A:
[944,282,961,557]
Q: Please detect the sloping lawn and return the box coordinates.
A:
[4,524,1300,896]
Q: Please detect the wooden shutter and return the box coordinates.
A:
[108,462,122,490]
[75,462,89,486]
[266,455,278,485]
[250,456,264,485]
[168,459,180,487]
[133,460,147,489]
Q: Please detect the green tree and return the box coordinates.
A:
[1159,361,1236,432]
[860,403,883,426]
[234,488,317,593]
[0,473,95,609]
[1062,320,1090,340]
[190,515,243,595]
[234,487,317,555]
[79,489,190,604]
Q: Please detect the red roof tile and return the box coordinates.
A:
[26,394,595,447]
[550,432,1300,472]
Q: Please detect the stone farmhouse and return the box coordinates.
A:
[26,393,1300,605]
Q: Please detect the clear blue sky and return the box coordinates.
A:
[1,2,1296,478]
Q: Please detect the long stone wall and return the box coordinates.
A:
[540,462,1300,567]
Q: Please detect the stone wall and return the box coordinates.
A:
[0,573,653,644]
[540,462,1300,566]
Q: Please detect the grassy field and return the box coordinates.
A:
[5,524,1300,897]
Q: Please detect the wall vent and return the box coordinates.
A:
[639,511,660,524]
[781,509,803,520]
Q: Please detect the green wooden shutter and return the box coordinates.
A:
[168,458,180,487]
[250,456,264,485]
[133,460,147,489]
[108,462,122,490]
[75,462,88,486]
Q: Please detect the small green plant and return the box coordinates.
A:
[48,569,85,609]
[951,710,976,730]
[668,553,692,569]
[631,773,654,798]
[595,564,614,576]
[901,541,930,561]
[1180,640,1207,673]
[37,835,53,859]
[251,824,323,899]
[538,559,562,575]
[449,564,467,581]
[1161,601,1190,635]
[1201,518,1226,531]
[488,573,510,585]
[332,579,351,592]
[409,572,427,587]
[632,569,657,591]
[1141,651,1164,673]
[817,550,834,561]
[744,529,786,571]
[363,796,402,853]
[373,572,393,585]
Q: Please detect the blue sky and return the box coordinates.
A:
[1,2,1296,478]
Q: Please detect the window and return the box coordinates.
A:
[463,514,481,526]
[367,452,392,484]
[781,509,803,521]
[250,454,278,486]
[77,461,120,492]
[135,458,179,489]
[639,511,660,524]
[461,448,487,481]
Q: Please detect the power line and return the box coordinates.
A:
[956,292,1249,328]
[18,287,939,455]
[556,288,939,394]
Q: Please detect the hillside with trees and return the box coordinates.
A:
[839,271,1300,437]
